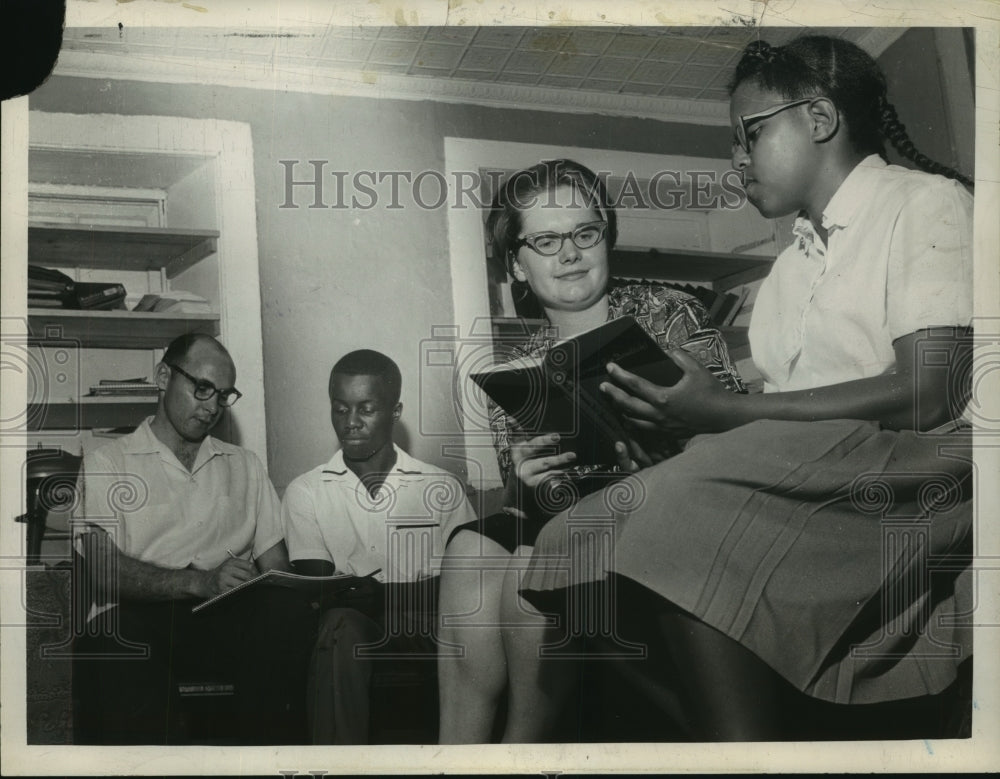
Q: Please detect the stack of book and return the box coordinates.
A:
[28,266,74,308]
[132,291,211,314]
[29,265,127,310]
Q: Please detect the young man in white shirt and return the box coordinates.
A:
[282,349,477,744]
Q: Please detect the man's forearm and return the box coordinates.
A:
[82,531,208,601]
[114,552,209,601]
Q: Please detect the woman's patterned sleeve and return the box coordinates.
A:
[681,329,747,394]
[645,286,747,394]
[488,399,515,486]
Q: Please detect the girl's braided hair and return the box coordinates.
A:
[729,36,973,188]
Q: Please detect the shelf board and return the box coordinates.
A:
[28,309,220,348]
[612,246,773,291]
[27,397,158,431]
[29,223,219,279]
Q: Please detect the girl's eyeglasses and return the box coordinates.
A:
[513,220,608,256]
[733,97,819,154]
[167,363,243,407]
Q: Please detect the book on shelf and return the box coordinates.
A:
[191,567,382,614]
[132,294,161,312]
[132,290,211,314]
[27,265,127,310]
[72,281,127,310]
[89,378,159,397]
[28,265,75,304]
[28,297,68,308]
[471,315,682,466]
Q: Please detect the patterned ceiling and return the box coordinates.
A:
[61,25,901,105]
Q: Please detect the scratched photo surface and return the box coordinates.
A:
[1,0,998,775]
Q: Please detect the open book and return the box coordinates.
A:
[191,568,381,613]
[471,315,682,466]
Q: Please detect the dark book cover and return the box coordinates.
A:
[71,281,127,310]
[472,315,682,466]
[28,265,75,301]
[191,568,381,613]
[27,297,67,308]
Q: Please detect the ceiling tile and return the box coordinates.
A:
[408,64,458,76]
[672,63,721,88]
[618,81,665,96]
[579,78,625,92]
[701,26,753,46]
[452,68,500,82]
[707,64,735,88]
[563,28,617,55]
[427,27,478,44]
[660,84,706,100]
[603,32,657,58]
[521,28,573,54]
[693,40,744,66]
[458,46,511,72]
[701,86,732,102]
[495,71,544,85]
[630,60,679,85]
[472,27,529,48]
[322,36,376,62]
[413,42,465,70]
[59,25,905,120]
[325,26,381,42]
[367,39,421,66]
[587,56,638,81]
[228,31,318,59]
[536,74,584,90]
[647,35,700,62]
[373,27,428,43]
[546,52,599,77]
[503,49,557,75]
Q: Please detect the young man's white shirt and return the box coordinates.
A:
[281,445,477,582]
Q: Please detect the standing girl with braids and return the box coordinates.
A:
[517,34,975,740]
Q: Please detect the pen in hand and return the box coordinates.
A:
[227,548,255,565]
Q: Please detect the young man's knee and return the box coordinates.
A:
[315,607,381,651]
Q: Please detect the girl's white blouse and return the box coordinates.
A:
[749,155,973,394]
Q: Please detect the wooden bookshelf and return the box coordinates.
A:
[28,223,219,279]
[28,309,220,349]
[27,397,159,431]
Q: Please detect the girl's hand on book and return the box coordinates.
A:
[505,433,577,508]
[602,349,742,434]
[613,440,645,473]
[200,557,256,597]
[511,433,577,486]
[616,428,680,470]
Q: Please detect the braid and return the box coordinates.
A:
[880,99,974,188]
[731,35,974,190]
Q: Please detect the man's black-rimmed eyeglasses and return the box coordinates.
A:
[167,363,242,407]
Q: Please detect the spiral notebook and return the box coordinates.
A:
[191,567,381,613]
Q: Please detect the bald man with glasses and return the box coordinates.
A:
[72,333,314,745]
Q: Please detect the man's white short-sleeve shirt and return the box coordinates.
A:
[79,418,283,569]
[281,446,477,583]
